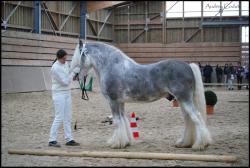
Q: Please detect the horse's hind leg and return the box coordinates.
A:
[179,100,212,150]
[107,100,133,148]
[175,110,194,148]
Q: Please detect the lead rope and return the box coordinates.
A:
[80,47,89,100]
[82,75,89,100]
[78,74,89,100]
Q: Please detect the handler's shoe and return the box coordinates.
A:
[48,141,61,147]
[66,140,80,146]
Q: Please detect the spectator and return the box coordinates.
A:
[223,63,229,88]
[215,64,223,84]
[228,72,235,90]
[244,66,249,89]
[198,62,204,82]
[203,63,213,83]
[198,62,203,73]
[227,63,235,90]
[235,62,244,90]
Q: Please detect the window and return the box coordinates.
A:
[184,1,201,17]
[166,1,183,18]
[222,1,239,16]
[203,1,221,17]
[242,1,249,16]
[242,26,249,43]
[165,1,248,18]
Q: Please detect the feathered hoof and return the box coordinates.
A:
[191,143,209,151]
[107,138,131,149]
[175,139,192,148]
[191,134,213,151]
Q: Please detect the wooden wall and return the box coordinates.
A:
[113,1,243,44]
[114,1,163,43]
[2,1,246,44]
[116,42,241,66]
[87,8,113,41]
[1,30,79,66]
[1,30,81,93]
[1,1,113,41]
[1,1,34,32]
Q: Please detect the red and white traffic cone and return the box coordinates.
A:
[130,112,139,139]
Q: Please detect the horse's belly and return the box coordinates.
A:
[123,86,168,102]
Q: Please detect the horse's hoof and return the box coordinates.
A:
[175,140,192,148]
[191,143,208,151]
[110,145,123,149]
[108,142,124,149]
[109,144,130,149]
[107,140,130,149]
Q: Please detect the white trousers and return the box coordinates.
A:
[49,90,73,142]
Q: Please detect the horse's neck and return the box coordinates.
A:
[88,54,105,78]
[89,50,136,77]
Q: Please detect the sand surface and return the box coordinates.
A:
[1,84,249,166]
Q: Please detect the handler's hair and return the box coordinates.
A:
[52,49,68,65]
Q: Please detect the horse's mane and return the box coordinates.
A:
[85,42,136,64]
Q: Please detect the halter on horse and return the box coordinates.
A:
[73,40,89,100]
[70,40,212,150]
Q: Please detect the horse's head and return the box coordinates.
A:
[71,39,92,80]
[70,40,82,72]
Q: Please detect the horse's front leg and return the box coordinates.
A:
[107,100,133,148]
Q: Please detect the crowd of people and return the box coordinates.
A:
[198,62,249,90]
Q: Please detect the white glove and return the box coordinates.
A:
[72,67,80,74]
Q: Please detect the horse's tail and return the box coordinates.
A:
[189,63,207,123]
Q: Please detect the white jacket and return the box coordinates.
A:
[51,61,76,91]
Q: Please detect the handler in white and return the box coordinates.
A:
[48,49,80,147]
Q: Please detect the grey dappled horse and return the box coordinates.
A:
[70,40,212,150]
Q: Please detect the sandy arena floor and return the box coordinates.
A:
[1,83,249,166]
